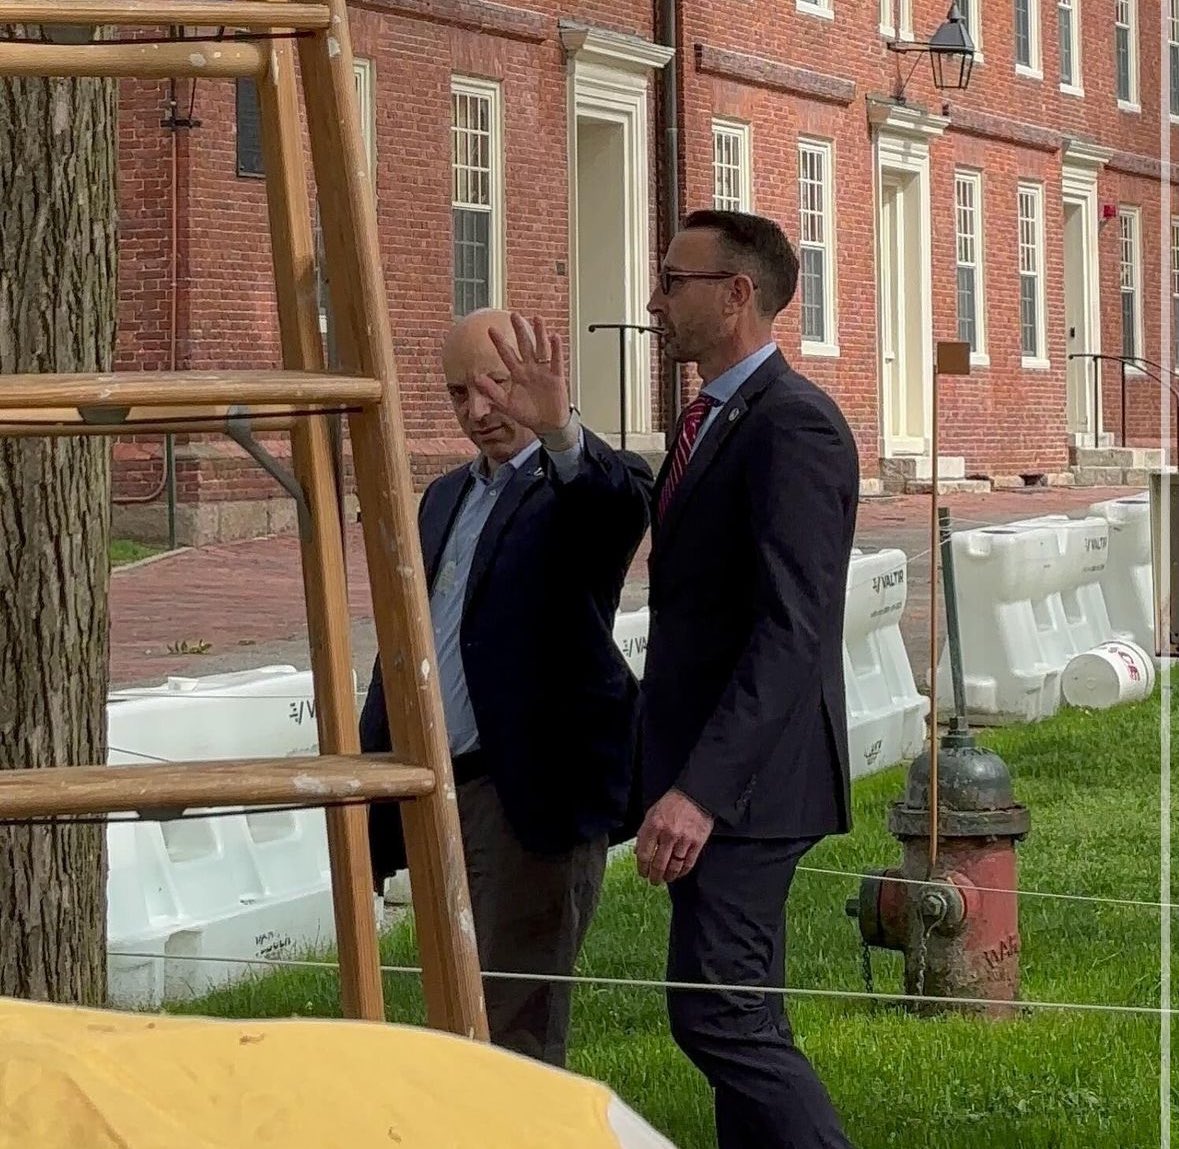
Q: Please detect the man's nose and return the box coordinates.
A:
[468,385,492,419]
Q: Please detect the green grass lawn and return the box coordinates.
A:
[175,690,1177,1148]
[109,539,166,567]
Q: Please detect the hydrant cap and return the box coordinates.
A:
[902,743,1017,812]
[889,741,1031,838]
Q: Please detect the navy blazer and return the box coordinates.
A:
[361,428,653,879]
[641,349,859,840]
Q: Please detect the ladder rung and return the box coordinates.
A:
[0,38,267,80]
[0,404,303,438]
[0,371,383,413]
[0,755,435,819]
[1,2,332,30]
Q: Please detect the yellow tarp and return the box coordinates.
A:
[0,996,634,1148]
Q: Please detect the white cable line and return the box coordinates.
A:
[796,865,1176,912]
[106,949,1175,1018]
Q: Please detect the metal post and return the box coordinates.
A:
[586,322,658,451]
[938,506,969,737]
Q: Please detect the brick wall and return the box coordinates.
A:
[112,1,1177,542]
[679,0,1176,478]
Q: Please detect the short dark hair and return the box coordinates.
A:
[681,209,799,318]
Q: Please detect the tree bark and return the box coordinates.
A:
[0,25,117,1006]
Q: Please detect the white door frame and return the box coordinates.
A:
[560,24,673,451]
[868,100,947,459]
[1061,138,1113,446]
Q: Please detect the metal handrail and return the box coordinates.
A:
[1066,351,1179,450]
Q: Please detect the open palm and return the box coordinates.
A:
[479,312,571,436]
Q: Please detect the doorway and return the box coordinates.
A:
[1063,195,1097,440]
[573,116,627,436]
[877,170,927,456]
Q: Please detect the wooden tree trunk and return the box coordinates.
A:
[0,26,117,1006]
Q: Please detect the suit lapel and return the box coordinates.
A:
[656,353,782,544]
[463,455,546,612]
[421,469,472,589]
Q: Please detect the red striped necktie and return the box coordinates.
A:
[657,393,720,522]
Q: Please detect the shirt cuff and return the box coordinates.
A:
[542,409,584,481]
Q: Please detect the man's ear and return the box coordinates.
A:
[727,273,756,312]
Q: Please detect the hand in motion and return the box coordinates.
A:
[477,312,572,437]
[635,788,715,885]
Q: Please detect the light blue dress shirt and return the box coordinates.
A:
[432,429,584,755]
[691,341,778,459]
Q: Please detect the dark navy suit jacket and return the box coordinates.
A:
[641,350,859,839]
[361,428,653,880]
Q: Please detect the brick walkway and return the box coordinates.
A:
[109,484,1132,689]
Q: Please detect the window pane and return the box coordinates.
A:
[957,266,976,350]
[1058,3,1073,84]
[1020,275,1037,356]
[1116,27,1131,100]
[800,247,826,343]
[453,208,490,317]
[1014,0,1031,65]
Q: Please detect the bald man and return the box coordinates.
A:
[360,309,653,1067]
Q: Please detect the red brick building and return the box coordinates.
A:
[112,0,1177,544]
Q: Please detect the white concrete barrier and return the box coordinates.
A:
[934,515,1114,724]
[611,546,927,779]
[105,666,361,1009]
[1089,493,1155,652]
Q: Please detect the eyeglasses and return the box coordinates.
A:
[656,268,745,295]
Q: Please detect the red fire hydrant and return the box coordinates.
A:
[846,729,1031,1016]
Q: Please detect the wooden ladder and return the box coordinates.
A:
[0,1,488,1039]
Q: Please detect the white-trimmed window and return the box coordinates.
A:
[1118,207,1142,362]
[354,57,376,179]
[1169,0,1179,120]
[315,59,377,340]
[797,138,837,356]
[1017,182,1047,367]
[798,0,833,21]
[958,0,982,57]
[879,0,913,39]
[1014,0,1041,76]
[954,171,986,363]
[712,120,752,212]
[451,77,504,317]
[1171,218,1179,367]
[1115,0,1139,109]
[1057,0,1081,92]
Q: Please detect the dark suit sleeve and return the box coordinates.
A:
[673,398,856,823]
[545,428,653,569]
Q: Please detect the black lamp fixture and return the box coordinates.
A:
[887,2,975,99]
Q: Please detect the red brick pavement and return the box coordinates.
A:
[109,485,1133,687]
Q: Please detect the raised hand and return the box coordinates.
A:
[478,312,572,437]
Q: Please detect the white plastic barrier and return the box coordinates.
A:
[934,515,1114,724]
[842,547,929,778]
[1089,493,1155,652]
[610,546,927,779]
[105,665,359,1009]
[1062,638,1156,710]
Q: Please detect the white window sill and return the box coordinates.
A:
[1169,114,1179,126]
[1060,82,1084,98]
[797,1,835,18]
[969,351,990,369]
[801,341,841,358]
[1021,355,1051,371]
[1118,99,1141,114]
[1015,63,1042,81]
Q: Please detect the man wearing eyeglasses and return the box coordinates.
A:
[635,210,859,1149]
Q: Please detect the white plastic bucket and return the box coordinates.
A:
[1061,639,1155,710]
